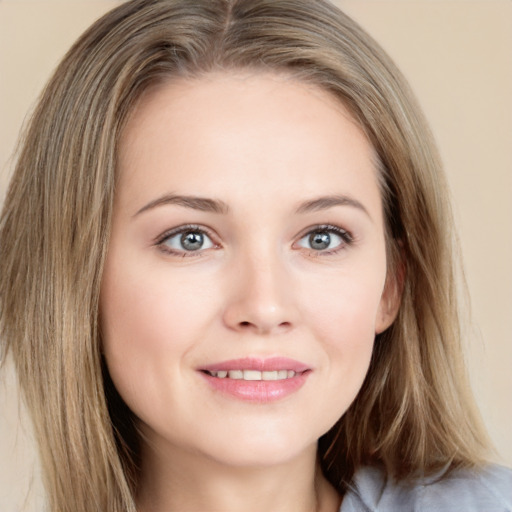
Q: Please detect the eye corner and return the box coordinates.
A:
[294,224,354,255]
[154,224,220,257]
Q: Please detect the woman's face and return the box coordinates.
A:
[101,72,398,468]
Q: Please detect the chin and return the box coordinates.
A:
[196,426,318,469]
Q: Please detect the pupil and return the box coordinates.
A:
[181,232,203,251]
[310,232,330,250]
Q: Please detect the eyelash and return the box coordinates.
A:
[155,224,217,257]
[295,224,353,256]
[154,223,353,257]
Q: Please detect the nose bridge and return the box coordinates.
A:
[223,238,295,334]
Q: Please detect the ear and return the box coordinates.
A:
[375,258,405,334]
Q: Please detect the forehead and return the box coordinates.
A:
[117,71,382,220]
[121,70,370,160]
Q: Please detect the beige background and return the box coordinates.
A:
[1,1,511,510]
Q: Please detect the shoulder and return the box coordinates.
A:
[340,464,512,512]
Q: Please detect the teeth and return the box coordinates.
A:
[206,369,299,380]
[243,370,261,381]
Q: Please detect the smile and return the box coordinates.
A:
[199,357,311,402]
[203,369,299,380]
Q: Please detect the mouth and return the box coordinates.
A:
[202,369,302,380]
[198,357,311,402]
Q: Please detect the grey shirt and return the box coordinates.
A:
[340,464,512,511]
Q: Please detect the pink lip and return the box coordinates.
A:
[200,357,310,373]
[198,357,311,403]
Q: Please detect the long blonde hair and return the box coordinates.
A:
[0,1,489,510]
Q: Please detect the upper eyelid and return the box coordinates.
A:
[154,224,216,245]
[154,225,219,257]
[154,223,353,248]
[295,223,352,240]
[293,225,354,256]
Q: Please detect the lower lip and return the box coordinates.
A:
[199,371,310,403]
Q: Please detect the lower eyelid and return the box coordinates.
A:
[154,225,218,253]
[154,224,354,257]
[295,226,352,247]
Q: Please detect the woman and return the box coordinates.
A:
[0,1,510,511]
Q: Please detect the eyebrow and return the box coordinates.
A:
[295,194,370,218]
[134,193,370,219]
[134,194,230,217]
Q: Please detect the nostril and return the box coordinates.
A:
[237,320,291,330]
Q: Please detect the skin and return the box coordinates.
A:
[100,72,400,512]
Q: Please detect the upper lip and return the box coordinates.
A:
[199,357,311,373]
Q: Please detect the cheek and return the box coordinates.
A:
[102,252,217,346]
[304,268,384,344]
[99,258,217,413]
[299,270,384,420]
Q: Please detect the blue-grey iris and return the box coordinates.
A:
[181,232,204,251]
[310,232,330,250]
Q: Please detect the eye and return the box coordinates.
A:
[296,225,352,253]
[157,225,215,255]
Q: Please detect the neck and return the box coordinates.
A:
[136,440,340,512]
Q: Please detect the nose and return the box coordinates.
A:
[222,250,297,335]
